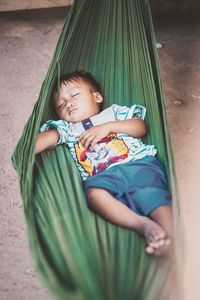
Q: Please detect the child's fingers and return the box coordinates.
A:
[78,129,102,148]
[90,138,99,149]
[83,135,96,149]
[79,132,90,145]
[78,131,88,142]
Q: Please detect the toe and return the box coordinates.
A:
[158,239,164,246]
[153,242,161,249]
[149,242,159,249]
[145,246,155,255]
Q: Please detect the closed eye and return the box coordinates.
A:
[72,93,80,97]
[57,103,65,110]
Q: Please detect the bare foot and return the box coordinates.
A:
[138,217,172,256]
[145,238,172,256]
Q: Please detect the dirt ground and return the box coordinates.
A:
[0,7,200,300]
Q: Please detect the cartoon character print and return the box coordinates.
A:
[74,134,128,176]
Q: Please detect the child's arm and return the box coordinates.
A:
[79,118,147,149]
[110,118,147,137]
[35,129,60,154]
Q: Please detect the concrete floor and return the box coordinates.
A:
[0,0,72,12]
[0,7,200,300]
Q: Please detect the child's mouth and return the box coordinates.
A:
[69,108,78,115]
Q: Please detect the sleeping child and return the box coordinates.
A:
[36,70,173,256]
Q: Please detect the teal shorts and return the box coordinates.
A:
[84,156,172,216]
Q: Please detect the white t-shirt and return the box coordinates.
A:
[40,104,157,181]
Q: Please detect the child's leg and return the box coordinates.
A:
[146,205,173,255]
[149,205,173,238]
[87,187,171,255]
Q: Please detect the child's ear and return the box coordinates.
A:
[94,92,103,103]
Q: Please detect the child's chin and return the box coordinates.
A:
[62,116,79,123]
[68,117,82,123]
[63,114,85,123]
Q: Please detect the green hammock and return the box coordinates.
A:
[12,0,180,299]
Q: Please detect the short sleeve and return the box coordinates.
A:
[112,104,146,121]
[39,120,70,144]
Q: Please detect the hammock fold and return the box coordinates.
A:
[12,0,179,299]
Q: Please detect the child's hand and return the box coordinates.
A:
[78,124,111,149]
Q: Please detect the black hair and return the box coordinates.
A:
[52,70,103,113]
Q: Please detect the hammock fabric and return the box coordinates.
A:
[12,0,179,299]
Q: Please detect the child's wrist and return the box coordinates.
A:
[107,121,117,134]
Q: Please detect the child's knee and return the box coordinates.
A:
[86,187,97,207]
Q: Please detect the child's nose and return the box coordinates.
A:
[66,101,74,109]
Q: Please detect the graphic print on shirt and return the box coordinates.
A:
[74,134,128,176]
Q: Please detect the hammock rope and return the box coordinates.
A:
[12,0,179,299]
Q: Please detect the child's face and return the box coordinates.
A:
[53,79,103,123]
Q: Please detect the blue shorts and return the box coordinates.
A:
[84,156,172,216]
